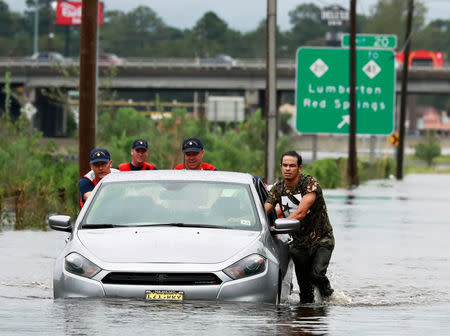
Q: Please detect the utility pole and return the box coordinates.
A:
[33,0,39,54]
[78,0,98,178]
[396,0,414,180]
[348,0,359,187]
[265,0,277,184]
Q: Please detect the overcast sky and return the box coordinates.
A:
[5,0,449,32]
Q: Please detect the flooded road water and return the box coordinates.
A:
[1,174,449,335]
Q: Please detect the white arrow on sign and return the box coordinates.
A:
[337,115,350,129]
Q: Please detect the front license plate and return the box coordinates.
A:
[145,290,184,301]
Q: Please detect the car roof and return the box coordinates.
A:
[101,170,254,185]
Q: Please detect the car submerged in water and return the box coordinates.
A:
[49,170,299,303]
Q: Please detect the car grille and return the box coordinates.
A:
[102,272,222,286]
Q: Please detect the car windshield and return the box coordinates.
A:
[218,55,232,62]
[82,181,260,231]
[50,53,63,61]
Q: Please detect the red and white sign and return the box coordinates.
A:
[56,1,104,26]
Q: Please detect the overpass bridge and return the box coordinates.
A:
[1,57,449,136]
[2,57,450,93]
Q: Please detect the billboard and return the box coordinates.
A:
[56,1,104,26]
[321,4,349,26]
[206,96,245,122]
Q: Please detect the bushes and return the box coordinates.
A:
[97,107,289,176]
[305,158,341,189]
[301,156,396,189]
[1,106,291,229]
[0,114,78,229]
[415,133,441,166]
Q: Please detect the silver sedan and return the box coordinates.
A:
[49,170,300,303]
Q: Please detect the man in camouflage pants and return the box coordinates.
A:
[265,150,334,303]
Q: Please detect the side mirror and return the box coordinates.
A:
[271,218,300,233]
[48,215,72,232]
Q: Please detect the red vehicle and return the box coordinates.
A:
[98,53,125,66]
[395,50,444,68]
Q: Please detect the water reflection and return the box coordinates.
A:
[49,299,330,335]
[275,305,329,335]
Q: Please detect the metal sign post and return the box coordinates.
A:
[265,0,277,184]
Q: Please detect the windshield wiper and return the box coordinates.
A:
[149,223,231,229]
[81,223,232,230]
[81,224,119,229]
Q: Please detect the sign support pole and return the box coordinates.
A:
[348,0,359,187]
[33,1,39,54]
[396,0,414,180]
[265,0,277,184]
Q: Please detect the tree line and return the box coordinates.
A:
[0,0,448,60]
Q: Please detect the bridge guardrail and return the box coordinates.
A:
[0,57,448,71]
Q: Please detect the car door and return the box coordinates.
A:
[252,176,276,224]
[252,176,291,277]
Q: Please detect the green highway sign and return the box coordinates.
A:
[341,34,397,49]
[296,47,395,134]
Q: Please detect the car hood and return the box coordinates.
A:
[77,227,260,264]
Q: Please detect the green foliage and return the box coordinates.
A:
[415,134,441,166]
[192,11,229,56]
[98,107,154,142]
[363,0,427,45]
[100,6,168,57]
[0,75,79,229]
[371,157,395,179]
[96,106,289,177]
[305,158,341,189]
[0,113,78,230]
[301,156,396,189]
[286,3,327,50]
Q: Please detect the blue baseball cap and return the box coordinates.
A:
[89,148,111,164]
[132,138,148,150]
[182,137,203,153]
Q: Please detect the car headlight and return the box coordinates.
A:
[65,252,101,278]
[223,254,266,280]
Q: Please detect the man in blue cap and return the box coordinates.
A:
[118,138,158,171]
[173,137,217,170]
[78,148,119,208]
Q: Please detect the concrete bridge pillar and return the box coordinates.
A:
[245,89,260,114]
[23,86,67,137]
[23,86,36,103]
